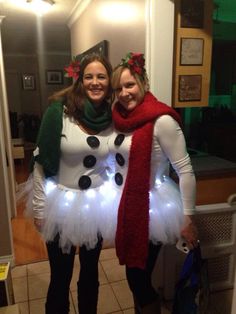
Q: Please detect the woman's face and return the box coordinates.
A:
[83,61,109,107]
[115,68,144,111]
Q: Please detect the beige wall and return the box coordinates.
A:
[4,55,40,116]
[4,53,71,118]
[0,17,14,260]
[69,0,145,67]
[0,136,13,258]
[39,53,72,113]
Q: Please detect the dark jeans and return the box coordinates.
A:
[126,242,162,308]
[45,235,102,314]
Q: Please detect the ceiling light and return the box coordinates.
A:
[27,0,55,5]
[26,0,55,15]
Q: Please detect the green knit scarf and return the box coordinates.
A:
[80,99,112,132]
[31,99,112,177]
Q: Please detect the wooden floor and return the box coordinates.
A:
[12,151,48,265]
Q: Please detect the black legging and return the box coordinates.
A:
[77,239,102,314]
[45,235,102,314]
[126,242,162,308]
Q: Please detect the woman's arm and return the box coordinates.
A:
[32,161,46,231]
[155,115,198,247]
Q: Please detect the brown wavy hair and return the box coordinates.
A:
[48,53,114,121]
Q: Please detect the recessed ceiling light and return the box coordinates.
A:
[26,0,55,5]
[25,0,55,15]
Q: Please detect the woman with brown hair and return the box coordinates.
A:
[31,53,114,314]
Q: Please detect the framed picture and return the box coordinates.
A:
[22,74,35,90]
[77,40,109,62]
[179,75,202,101]
[46,70,63,85]
[180,38,204,65]
[180,0,204,28]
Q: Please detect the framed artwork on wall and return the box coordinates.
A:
[180,38,204,65]
[22,74,35,90]
[179,75,202,101]
[173,0,212,108]
[46,70,63,85]
[180,0,204,28]
[77,40,109,62]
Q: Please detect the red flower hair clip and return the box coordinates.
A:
[120,52,146,77]
[64,56,80,80]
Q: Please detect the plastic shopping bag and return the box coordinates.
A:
[172,245,210,314]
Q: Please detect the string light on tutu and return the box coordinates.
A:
[99,181,117,199]
[99,181,111,195]
[155,178,162,188]
[45,180,57,194]
[85,189,96,198]
[84,204,89,210]
[149,208,154,214]
[65,190,75,201]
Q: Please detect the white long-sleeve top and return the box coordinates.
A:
[32,113,112,219]
[108,115,196,215]
[33,114,196,219]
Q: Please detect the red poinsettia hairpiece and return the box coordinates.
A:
[64,56,80,80]
[120,52,146,77]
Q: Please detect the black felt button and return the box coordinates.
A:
[115,172,123,186]
[114,134,125,146]
[78,175,92,189]
[87,136,100,148]
[83,155,96,168]
[115,153,125,166]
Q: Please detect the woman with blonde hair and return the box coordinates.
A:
[110,52,198,313]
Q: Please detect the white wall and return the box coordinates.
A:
[68,0,146,67]
[69,0,175,106]
[146,0,175,104]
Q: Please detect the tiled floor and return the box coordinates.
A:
[11,248,173,314]
[11,248,233,314]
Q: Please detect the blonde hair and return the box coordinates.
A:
[111,65,149,99]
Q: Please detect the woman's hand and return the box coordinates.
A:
[180,215,198,250]
[34,218,45,232]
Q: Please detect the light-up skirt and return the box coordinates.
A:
[18,175,184,253]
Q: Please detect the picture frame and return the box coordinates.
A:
[179,75,202,101]
[22,74,35,90]
[180,38,204,65]
[180,0,204,28]
[77,40,109,62]
[46,70,63,85]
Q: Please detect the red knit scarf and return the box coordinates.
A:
[113,92,181,269]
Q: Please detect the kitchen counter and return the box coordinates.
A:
[191,155,236,178]
[171,153,236,205]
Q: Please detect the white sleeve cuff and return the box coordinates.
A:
[33,162,46,219]
[183,208,196,215]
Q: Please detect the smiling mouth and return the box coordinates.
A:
[90,89,102,94]
[124,99,133,104]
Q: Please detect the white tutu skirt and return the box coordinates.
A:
[17,175,184,253]
[149,176,184,244]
